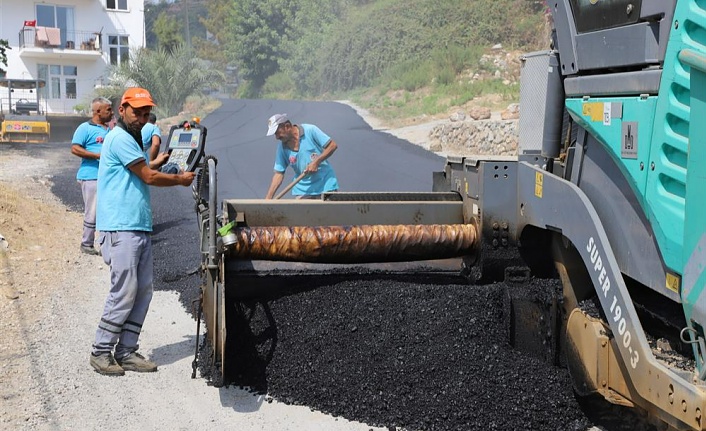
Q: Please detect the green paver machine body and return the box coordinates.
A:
[432,0,706,428]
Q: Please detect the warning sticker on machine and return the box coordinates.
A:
[535,172,543,198]
[582,102,604,122]
[666,273,680,293]
[621,122,638,159]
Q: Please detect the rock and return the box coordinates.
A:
[449,111,466,122]
[468,107,491,120]
[501,103,520,120]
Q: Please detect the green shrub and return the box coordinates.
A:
[236,80,260,99]
[73,103,88,115]
[379,60,435,92]
[432,45,483,75]
[435,67,456,86]
[262,72,296,98]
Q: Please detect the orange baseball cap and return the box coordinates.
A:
[120,87,157,108]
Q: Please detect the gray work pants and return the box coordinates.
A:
[92,231,153,359]
[79,180,97,248]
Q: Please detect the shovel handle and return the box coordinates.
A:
[274,171,307,200]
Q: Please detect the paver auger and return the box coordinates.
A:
[191,0,706,429]
[192,181,486,371]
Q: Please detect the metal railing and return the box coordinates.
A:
[18,27,102,51]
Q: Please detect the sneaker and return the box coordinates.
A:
[90,352,125,376]
[80,245,100,256]
[116,352,158,372]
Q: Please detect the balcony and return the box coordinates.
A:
[18,27,103,60]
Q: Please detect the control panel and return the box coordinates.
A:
[163,121,207,173]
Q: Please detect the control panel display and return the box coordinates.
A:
[162,122,207,172]
[168,128,202,149]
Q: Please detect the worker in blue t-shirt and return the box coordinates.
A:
[70,97,113,255]
[90,87,195,376]
[142,112,161,161]
[264,113,339,199]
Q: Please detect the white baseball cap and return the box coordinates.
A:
[266,113,288,136]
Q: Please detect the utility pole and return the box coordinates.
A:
[185,0,191,50]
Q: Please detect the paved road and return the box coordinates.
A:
[195,98,444,199]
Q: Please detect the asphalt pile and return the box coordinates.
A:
[220,275,594,431]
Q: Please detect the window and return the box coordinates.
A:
[38,64,78,100]
[36,4,75,47]
[106,0,128,11]
[108,35,130,66]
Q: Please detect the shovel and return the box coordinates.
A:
[274,171,308,200]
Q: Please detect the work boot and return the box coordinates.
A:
[80,245,100,256]
[90,352,125,376]
[116,352,158,372]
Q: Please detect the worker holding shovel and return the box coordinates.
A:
[264,113,339,199]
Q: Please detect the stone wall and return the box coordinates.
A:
[428,118,519,156]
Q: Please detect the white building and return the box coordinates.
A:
[0,0,146,114]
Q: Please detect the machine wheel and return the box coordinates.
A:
[551,236,672,430]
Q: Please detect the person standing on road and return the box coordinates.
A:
[142,112,161,162]
[90,87,195,376]
[264,113,339,199]
[70,97,113,255]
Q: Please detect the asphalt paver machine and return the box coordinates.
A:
[191,1,706,429]
[0,78,50,143]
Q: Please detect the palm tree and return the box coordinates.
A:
[111,44,224,117]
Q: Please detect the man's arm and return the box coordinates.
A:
[265,171,285,199]
[305,140,338,173]
[148,135,161,162]
[71,144,100,160]
[129,160,194,187]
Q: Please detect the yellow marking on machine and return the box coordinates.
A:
[666,273,680,293]
[582,102,605,122]
[535,172,543,198]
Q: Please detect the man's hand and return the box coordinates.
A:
[304,161,320,174]
[153,152,170,167]
[179,171,196,186]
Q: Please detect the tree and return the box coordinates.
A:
[112,44,224,117]
[278,0,349,95]
[191,0,234,69]
[144,0,171,49]
[229,0,298,92]
[0,39,8,76]
[152,12,185,53]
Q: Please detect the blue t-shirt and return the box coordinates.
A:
[141,123,161,160]
[273,124,339,196]
[72,121,109,180]
[96,127,152,232]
